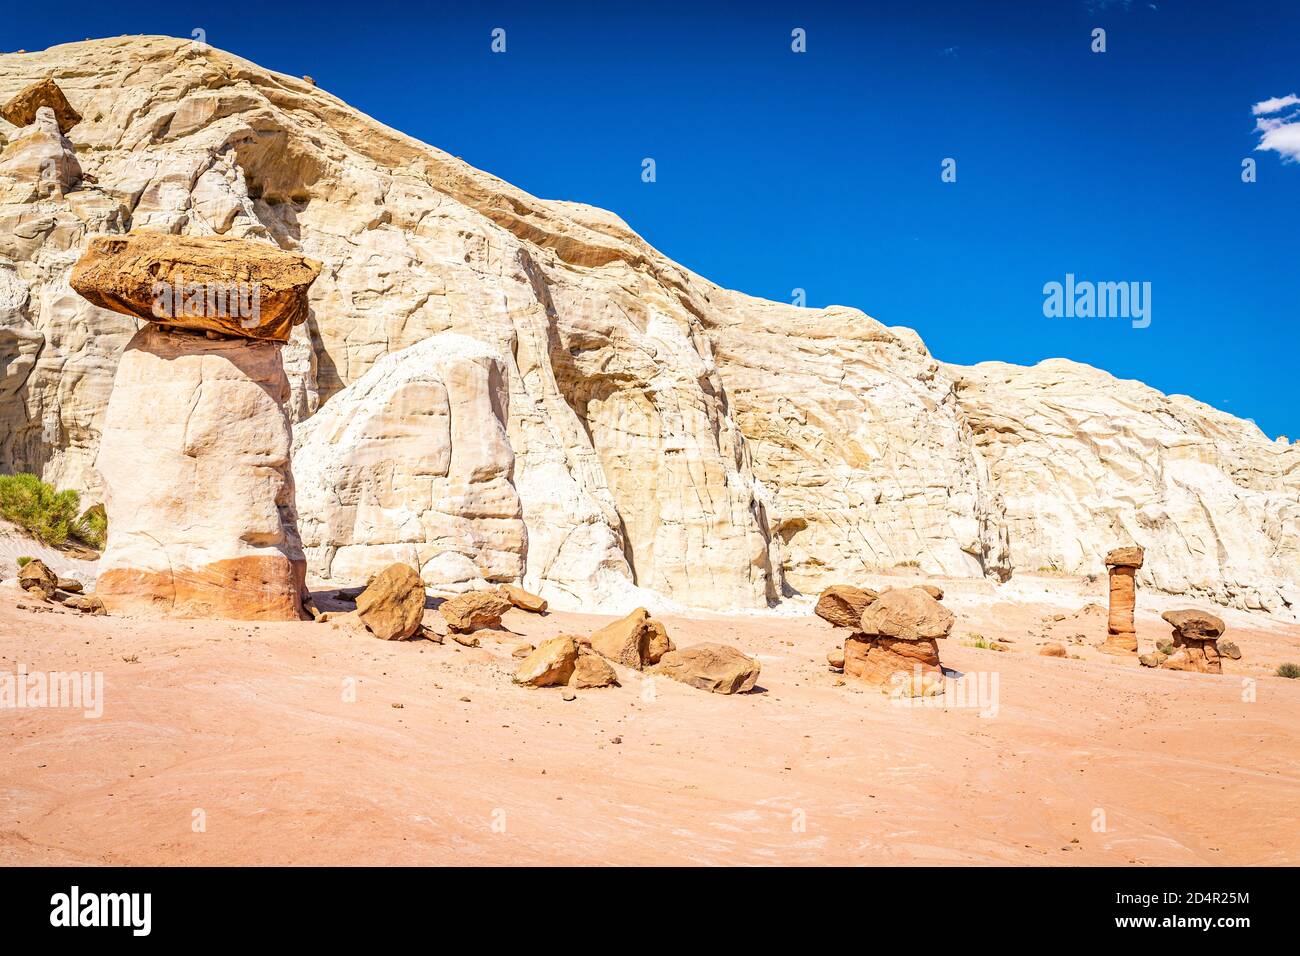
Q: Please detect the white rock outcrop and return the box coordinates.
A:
[292,333,526,593]
[950,360,1300,613]
[94,325,307,619]
[2,37,1297,616]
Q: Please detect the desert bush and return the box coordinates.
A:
[75,503,108,550]
[0,473,81,547]
[16,555,32,567]
[1157,640,1174,655]
[1276,663,1300,679]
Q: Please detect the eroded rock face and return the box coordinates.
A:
[655,643,760,694]
[70,234,320,342]
[3,37,1298,616]
[952,361,1300,613]
[292,334,524,592]
[843,633,944,696]
[92,325,307,620]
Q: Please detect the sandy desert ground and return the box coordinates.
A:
[1,568,1298,867]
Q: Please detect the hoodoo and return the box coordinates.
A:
[71,234,320,620]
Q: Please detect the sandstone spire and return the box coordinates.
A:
[1101,546,1144,655]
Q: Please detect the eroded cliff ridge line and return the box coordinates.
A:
[0,37,1296,614]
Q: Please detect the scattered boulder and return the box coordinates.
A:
[0,78,82,133]
[571,648,620,689]
[70,234,321,343]
[56,578,83,593]
[17,558,57,599]
[589,607,671,669]
[1040,643,1066,657]
[827,648,845,670]
[920,584,944,601]
[645,619,675,665]
[1217,638,1241,661]
[1139,651,1165,668]
[440,590,511,633]
[513,636,578,687]
[814,585,877,629]
[62,594,106,616]
[512,643,535,658]
[655,643,760,695]
[355,563,426,640]
[499,584,547,614]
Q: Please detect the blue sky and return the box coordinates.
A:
[7,0,1298,437]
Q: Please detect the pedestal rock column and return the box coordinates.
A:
[1101,545,1145,655]
[71,233,321,620]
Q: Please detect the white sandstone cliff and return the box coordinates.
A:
[0,36,1295,615]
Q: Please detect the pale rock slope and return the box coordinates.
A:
[292,333,528,596]
[951,360,1300,613]
[0,36,1295,614]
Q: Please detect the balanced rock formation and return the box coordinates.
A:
[513,635,578,687]
[844,587,953,697]
[1,78,82,133]
[354,562,425,640]
[439,590,511,633]
[814,585,877,629]
[1157,609,1226,674]
[91,324,309,619]
[292,334,525,591]
[655,643,760,695]
[0,105,81,198]
[1101,546,1144,656]
[3,38,1299,616]
[589,608,674,669]
[71,234,320,342]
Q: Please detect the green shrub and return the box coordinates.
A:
[1157,640,1174,655]
[16,555,32,568]
[74,503,107,550]
[1276,663,1300,680]
[0,473,81,547]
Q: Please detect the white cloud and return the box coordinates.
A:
[1252,93,1300,115]
[1252,93,1300,162]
